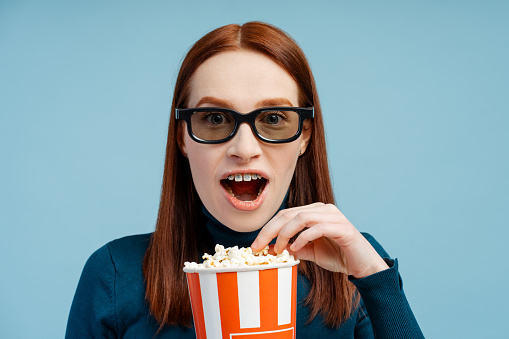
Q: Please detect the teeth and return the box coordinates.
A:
[225,184,234,196]
[257,181,265,196]
[226,173,264,182]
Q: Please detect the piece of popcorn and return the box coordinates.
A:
[220,259,231,267]
[184,261,199,269]
[253,245,269,256]
[245,256,255,266]
[215,244,227,257]
[241,247,252,257]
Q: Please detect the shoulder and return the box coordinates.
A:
[105,233,153,265]
[82,234,153,316]
[82,233,153,280]
[360,232,390,259]
[67,234,154,336]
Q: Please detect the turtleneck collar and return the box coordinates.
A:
[201,193,288,251]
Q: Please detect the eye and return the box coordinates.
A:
[266,114,282,124]
[210,114,224,124]
[202,112,230,125]
[262,111,287,125]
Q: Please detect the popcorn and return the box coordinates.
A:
[184,244,296,269]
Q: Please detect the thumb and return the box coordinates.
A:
[289,242,315,262]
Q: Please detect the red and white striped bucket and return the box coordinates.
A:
[184,261,299,339]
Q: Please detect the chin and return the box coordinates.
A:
[218,209,270,233]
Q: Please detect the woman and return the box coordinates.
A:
[66,22,423,338]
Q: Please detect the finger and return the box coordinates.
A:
[289,242,315,262]
[290,238,348,274]
[264,203,328,233]
[273,210,346,253]
[290,222,356,252]
[251,203,329,250]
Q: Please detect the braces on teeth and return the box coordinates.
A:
[227,173,263,181]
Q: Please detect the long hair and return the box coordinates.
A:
[143,21,359,329]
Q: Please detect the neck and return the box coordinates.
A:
[201,194,288,251]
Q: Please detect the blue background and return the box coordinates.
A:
[1,1,508,337]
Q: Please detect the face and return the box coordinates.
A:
[181,50,311,232]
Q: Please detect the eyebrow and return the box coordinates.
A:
[195,96,294,109]
[256,98,294,107]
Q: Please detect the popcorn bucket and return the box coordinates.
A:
[184,261,299,339]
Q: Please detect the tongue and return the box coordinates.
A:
[229,180,261,202]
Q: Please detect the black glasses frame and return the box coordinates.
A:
[175,106,314,144]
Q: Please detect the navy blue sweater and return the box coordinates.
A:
[66,212,423,338]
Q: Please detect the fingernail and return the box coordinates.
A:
[251,240,258,249]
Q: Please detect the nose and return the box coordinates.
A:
[226,123,262,162]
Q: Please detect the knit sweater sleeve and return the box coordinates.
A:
[65,244,118,338]
[350,233,424,339]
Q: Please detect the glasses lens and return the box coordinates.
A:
[190,110,235,141]
[255,109,300,140]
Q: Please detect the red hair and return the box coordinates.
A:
[143,21,358,329]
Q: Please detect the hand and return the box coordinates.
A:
[251,203,389,279]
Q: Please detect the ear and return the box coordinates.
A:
[299,119,312,155]
[177,121,188,157]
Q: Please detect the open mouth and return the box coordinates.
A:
[220,173,268,202]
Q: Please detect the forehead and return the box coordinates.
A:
[187,50,299,110]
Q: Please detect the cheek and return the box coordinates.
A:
[184,130,206,168]
[184,135,210,186]
[269,144,301,181]
[187,147,213,181]
[187,152,218,205]
[184,133,224,196]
